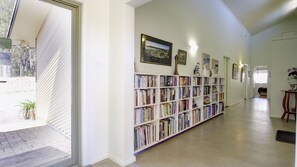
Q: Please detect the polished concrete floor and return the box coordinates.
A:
[93,98,295,167]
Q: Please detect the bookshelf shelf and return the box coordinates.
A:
[134,73,225,153]
[134,120,157,127]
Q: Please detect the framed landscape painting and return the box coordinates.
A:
[140,34,172,66]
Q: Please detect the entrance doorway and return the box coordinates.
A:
[0,0,80,166]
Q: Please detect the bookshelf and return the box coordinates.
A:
[178,76,191,132]
[159,75,178,141]
[134,73,225,153]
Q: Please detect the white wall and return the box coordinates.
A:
[37,7,71,137]
[135,0,251,105]
[64,0,137,166]
[270,37,297,118]
[108,0,136,166]
[251,17,297,99]
[79,0,110,165]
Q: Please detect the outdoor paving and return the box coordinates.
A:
[0,125,71,160]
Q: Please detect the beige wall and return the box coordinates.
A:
[135,0,251,106]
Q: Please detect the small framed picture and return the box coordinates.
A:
[232,63,239,79]
[202,53,210,69]
[140,34,173,66]
[177,49,187,65]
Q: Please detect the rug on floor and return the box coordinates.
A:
[0,146,70,167]
[276,130,296,144]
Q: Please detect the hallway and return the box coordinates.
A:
[95,98,295,167]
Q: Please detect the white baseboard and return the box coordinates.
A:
[109,154,136,167]
[228,100,243,106]
[82,154,109,167]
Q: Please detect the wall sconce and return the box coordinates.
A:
[189,40,198,55]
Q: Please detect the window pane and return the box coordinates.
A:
[0,0,17,37]
[254,70,268,84]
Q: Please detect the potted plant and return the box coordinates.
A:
[19,100,36,120]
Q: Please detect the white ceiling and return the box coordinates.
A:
[10,0,52,47]
[221,0,297,35]
[9,0,297,45]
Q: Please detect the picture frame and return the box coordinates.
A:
[177,49,187,65]
[232,63,239,79]
[211,59,219,74]
[202,53,210,69]
[140,34,172,66]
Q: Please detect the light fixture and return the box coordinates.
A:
[189,40,198,55]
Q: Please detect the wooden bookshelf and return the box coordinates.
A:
[134,73,225,153]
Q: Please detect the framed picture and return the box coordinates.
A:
[212,59,219,74]
[202,53,210,69]
[177,49,187,65]
[232,63,239,79]
[140,34,172,66]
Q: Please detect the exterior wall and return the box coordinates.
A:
[36,7,71,137]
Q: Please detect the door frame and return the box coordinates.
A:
[223,56,230,107]
[40,0,81,166]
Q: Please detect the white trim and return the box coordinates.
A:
[126,0,153,8]
[109,155,136,167]
[271,36,297,41]
[228,100,243,107]
[39,0,81,167]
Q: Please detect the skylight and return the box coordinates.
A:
[0,0,18,38]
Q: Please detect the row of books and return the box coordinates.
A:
[179,87,191,99]
[203,86,211,95]
[193,77,202,86]
[212,104,219,116]
[219,93,224,101]
[219,78,224,85]
[212,85,218,94]
[192,108,201,125]
[212,94,218,103]
[219,85,224,92]
[179,99,189,112]
[160,102,177,118]
[159,117,176,140]
[134,124,156,150]
[193,86,202,97]
[160,76,177,87]
[204,77,210,85]
[160,88,176,102]
[135,107,155,125]
[219,102,224,113]
[179,77,191,86]
[178,112,191,131]
[192,97,202,109]
[203,106,211,120]
[212,78,218,85]
[135,75,157,88]
[135,89,156,107]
